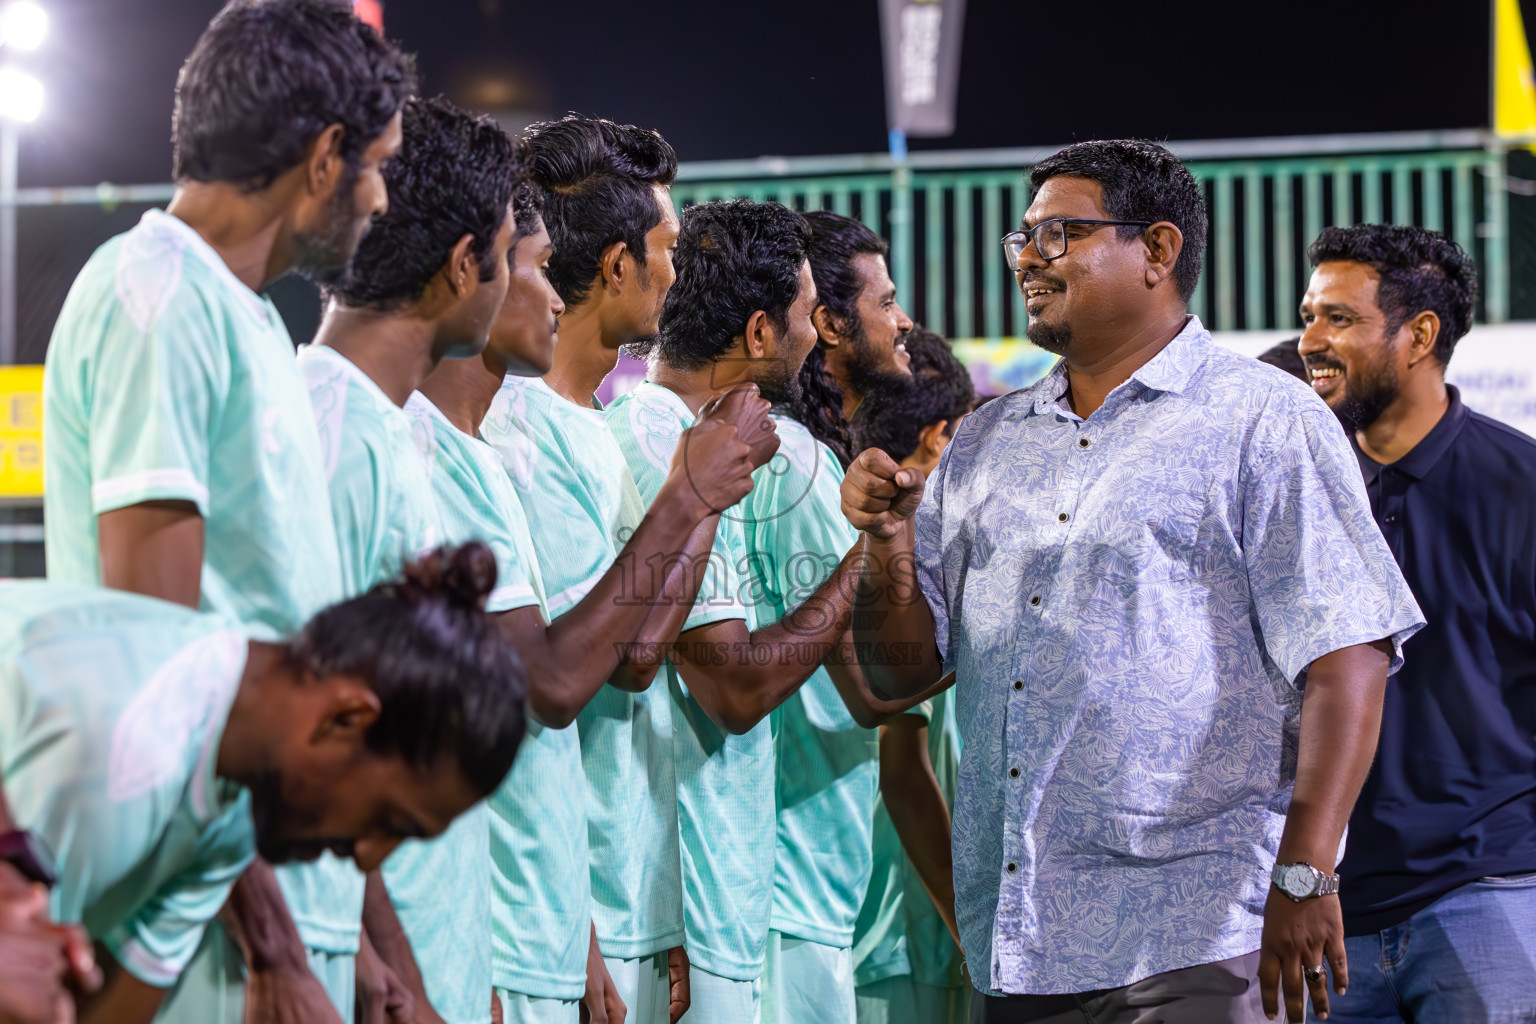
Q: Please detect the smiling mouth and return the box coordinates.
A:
[1309,366,1342,381]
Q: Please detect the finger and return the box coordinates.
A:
[1327,936,1348,996]
[1257,950,1280,1020]
[1305,948,1331,1020]
[855,446,904,479]
[1282,951,1306,1024]
[842,489,894,515]
[846,469,900,501]
[59,926,101,992]
[893,467,924,491]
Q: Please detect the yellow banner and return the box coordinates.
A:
[0,366,43,498]
[1496,0,1536,139]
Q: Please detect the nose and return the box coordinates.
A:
[1296,322,1327,358]
[895,302,914,333]
[1014,237,1048,275]
[352,838,402,873]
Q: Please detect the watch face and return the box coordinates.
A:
[1280,864,1313,898]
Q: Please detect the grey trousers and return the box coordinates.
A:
[968,952,1273,1024]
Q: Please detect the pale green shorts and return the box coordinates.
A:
[678,963,761,1024]
[605,951,672,1024]
[494,987,580,1024]
[762,930,854,1024]
[855,974,971,1024]
[154,924,355,1024]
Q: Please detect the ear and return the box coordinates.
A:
[600,240,629,295]
[919,419,949,458]
[812,304,845,348]
[311,677,382,745]
[445,233,478,300]
[305,124,348,199]
[1142,221,1185,291]
[1404,309,1442,369]
[742,309,771,359]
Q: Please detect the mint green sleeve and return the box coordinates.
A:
[102,824,253,988]
[683,515,750,633]
[85,286,230,516]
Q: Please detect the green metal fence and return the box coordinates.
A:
[671,129,1511,338]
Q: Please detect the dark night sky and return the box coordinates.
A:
[10,0,1505,189]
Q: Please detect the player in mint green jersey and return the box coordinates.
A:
[480,115,710,1024]
[842,326,976,1024]
[303,96,521,1024]
[40,5,413,1022]
[413,181,771,1024]
[608,200,895,1024]
[753,212,961,1024]
[0,546,527,1024]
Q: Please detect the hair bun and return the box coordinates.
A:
[397,542,499,610]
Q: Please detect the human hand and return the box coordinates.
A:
[353,933,416,1024]
[579,936,625,1024]
[0,861,98,1024]
[245,962,345,1024]
[666,946,689,1024]
[697,383,778,470]
[1258,886,1347,1021]
[841,447,924,539]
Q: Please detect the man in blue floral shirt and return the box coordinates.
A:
[840,140,1424,1024]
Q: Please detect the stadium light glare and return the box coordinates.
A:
[0,2,45,52]
[0,67,42,122]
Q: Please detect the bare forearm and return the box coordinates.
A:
[851,526,942,700]
[675,542,869,731]
[880,726,959,945]
[219,860,308,972]
[827,639,954,728]
[362,871,428,1004]
[1275,640,1392,871]
[609,517,719,691]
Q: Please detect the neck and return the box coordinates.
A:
[418,347,508,436]
[1061,309,1188,418]
[165,181,297,294]
[648,357,747,416]
[1355,374,1450,465]
[826,356,863,421]
[313,305,443,408]
[544,301,620,406]
[215,641,292,787]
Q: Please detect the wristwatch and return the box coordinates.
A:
[1272,861,1339,902]
[0,829,58,888]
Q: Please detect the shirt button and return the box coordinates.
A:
[1078,437,1090,448]
[1006,862,1018,873]
[1057,512,1070,522]
[1029,594,1041,606]
[1384,515,1397,523]
[1009,767,1020,779]
[1012,680,1024,691]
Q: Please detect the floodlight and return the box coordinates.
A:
[0,2,45,52]
[0,67,41,122]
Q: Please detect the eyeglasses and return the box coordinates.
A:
[1001,218,1153,265]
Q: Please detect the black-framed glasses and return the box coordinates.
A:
[1001,218,1153,265]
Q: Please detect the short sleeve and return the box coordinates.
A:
[683,516,749,633]
[913,447,953,665]
[1242,401,1425,682]
[86,281,229,517]
[101,822,252,987]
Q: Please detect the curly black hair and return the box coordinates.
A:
[853,326,975,463]
[1307,225,1478,364]
[289,542,526,799]
[523,115,677,307]
[1029,140,1207,303]
[172,0,416,191]
[326,97,520,311]
[511,179,545,245]
[653,199,812,372]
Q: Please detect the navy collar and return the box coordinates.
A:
[1354,385,1469,484]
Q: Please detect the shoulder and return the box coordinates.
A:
[1460,407,1536,484]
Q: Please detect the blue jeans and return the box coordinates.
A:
[1328,873,1536,1023]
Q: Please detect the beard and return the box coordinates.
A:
[842,326,912,401]
[756,357,804,405]
[295,168,369,286]
[1329,359,1402,431]
[1026,318,1073,356]
[246,767,346,865]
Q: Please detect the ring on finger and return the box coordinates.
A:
[1304,964,1327,984]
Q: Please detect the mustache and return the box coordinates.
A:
[1020,272,1063,289]
[1303,355,1343,371]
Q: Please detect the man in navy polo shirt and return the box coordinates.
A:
[1299,224,1536,1022]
